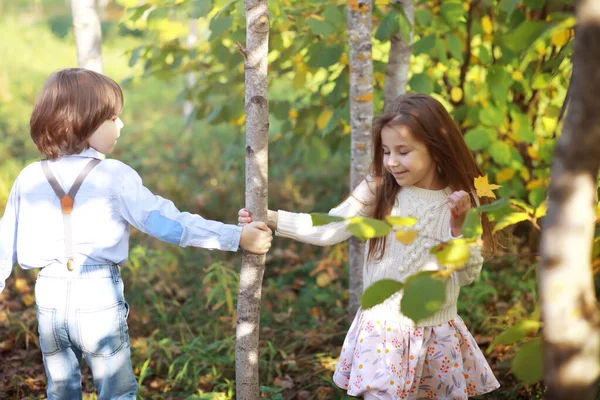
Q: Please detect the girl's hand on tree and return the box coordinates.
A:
[238,208,278,230]
[446,190,471,237]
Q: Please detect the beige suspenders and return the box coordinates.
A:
[41,159,102,271]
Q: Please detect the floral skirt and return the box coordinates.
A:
[332,310,500,399]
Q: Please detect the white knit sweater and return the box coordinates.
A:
[275,179,483,327]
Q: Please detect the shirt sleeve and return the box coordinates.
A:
[116,168,242,252]
[276,177,376,246]
[0,177,20,294]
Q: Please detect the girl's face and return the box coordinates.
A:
[88,117,124,155]
[381,124,444,190]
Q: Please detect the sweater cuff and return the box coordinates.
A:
[275,210,313,241]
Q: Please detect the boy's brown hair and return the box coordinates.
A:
[30,68,123,159]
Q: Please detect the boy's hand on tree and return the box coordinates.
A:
[240,221,273,255]
[446,190,471,237]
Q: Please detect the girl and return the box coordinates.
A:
[239,93,500,399]
[0,68,273,399]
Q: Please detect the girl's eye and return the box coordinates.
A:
[383,152,390,156]
[399,152,409,155]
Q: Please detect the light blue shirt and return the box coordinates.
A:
[0,148,242,293]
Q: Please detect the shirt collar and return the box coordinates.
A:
[63,147,106,160]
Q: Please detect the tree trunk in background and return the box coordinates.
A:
[383,0,413,109]
[235,0,269,398]
[184,19,198,119]
[347,0,373,321]
[71,0,103,73]
[538,0,600,398]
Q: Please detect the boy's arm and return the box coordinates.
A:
[116,168,242,252]
[0,178,20,293]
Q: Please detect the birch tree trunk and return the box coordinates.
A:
[538,0,600,398]
[235,0,269,398]
[71,0,103,73]
[347,0,373,321]
[383,0,414,109]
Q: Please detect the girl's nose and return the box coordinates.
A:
[116,117,124,129]
[386,156,399,168]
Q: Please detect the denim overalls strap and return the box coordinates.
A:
[40,159,102,271]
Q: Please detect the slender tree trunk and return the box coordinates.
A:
[235,0,269,398]
[347,0,373,321]
[538,0,600,398]
[383,0,414,109]
[71,0,103,73]
[184,19,198,119]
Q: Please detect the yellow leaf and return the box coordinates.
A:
[451,87,463,103]
[396,230,419,245]
[339,52,348,66]
[22,294,35,307]
[496,168,515,183]
[511,70,523,81]
[288,109,298,120]
[474,175,502,199]
[232,114,245,126]
[386,216,418,227]
[481,16,493,35]
[526,178,546,191]
[317,108,333,130]
[293,61,307,90]
[375,0,390,5]
[374,72,386,88]
[316,272,331,288]
[551,28,571,47]
[527,146,539,160]
[342,120,351,134]
[14,278,29,295]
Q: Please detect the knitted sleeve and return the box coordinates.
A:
[455,244,484,286]
[275,177,375,246]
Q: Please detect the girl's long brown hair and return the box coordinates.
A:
[367,93,495,261]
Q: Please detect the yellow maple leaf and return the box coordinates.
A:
[395,230,419,245]
[474,175,502,199]
[481,16,493,35]
[495,168,515,183]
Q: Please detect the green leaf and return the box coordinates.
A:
[323,6,345,27]
[490,320,541,348]
[308,18,336,37]
[430,239,471,267]
[440,1,465,26]
[487,67,511,106]
[476,198,511,213]
[409,73,433,94]
[128,46,144,67]
[361,279,404,308]
[464,127,496,151]
[209,16,233,39]
[493,212,530,233]
[480,107,505,127]
[528,187,546,208]
[512,338,544,384]
[375,11,400,42]
[499,0,520,20]
[502,20,550,53]
[310,44,344,68]
[401,272,446,323]
[415,9,433,26]
[191,0,212,18]
[489,141,512,165]
[128,4,151,23]
[462,209,482,240]
[532,73,552,90]
[385,216,418,227]
[311,213,345,226]
[347,216,393,241]
[413,35,436,56]
[446,34,463,63]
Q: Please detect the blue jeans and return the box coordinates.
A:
[35,264,138,399]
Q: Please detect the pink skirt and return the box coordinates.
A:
[333,310,500,399]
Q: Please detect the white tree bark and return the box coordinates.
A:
[235,0,269,398]
[384,0,414,109]
[71,0,103,73]
[538,0,600,398]
[347,0,373,321]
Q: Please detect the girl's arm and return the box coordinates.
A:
[0,177,20,293]
[116,166,244,252]
[274,178,375,246]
